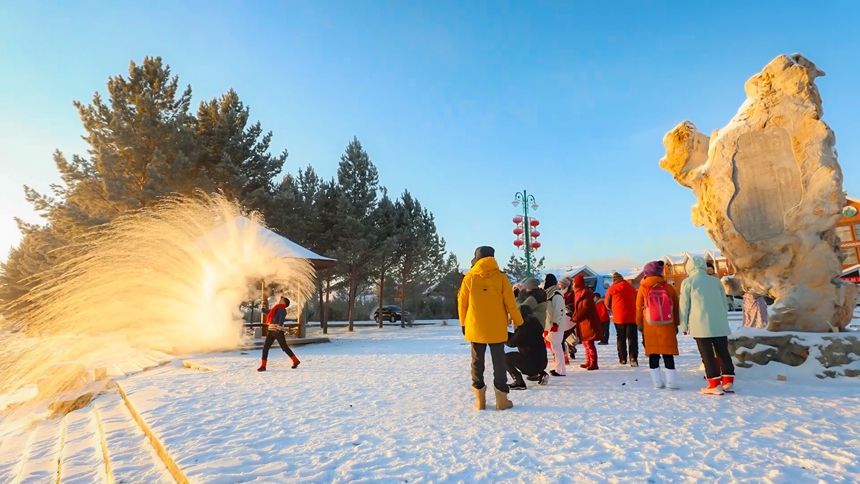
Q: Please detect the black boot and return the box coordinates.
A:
[509,379,527,390]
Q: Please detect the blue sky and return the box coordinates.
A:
[1,1,859,271]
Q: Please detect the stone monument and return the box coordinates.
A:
[659,53,858,334]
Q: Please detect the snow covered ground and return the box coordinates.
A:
[111,318,860,483]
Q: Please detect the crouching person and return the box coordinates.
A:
[505,306,550,390]
[459,246,524,410]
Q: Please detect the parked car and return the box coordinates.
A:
[372,305,411,323]
[726,296,742,312]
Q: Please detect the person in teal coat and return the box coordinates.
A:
[679,256,735,395]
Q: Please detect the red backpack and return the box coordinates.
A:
[645,283,674,325]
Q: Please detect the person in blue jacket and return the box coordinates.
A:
[680,256,735,395]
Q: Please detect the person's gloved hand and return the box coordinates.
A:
[461,326,466,336]
[550,324,559,332]
[542,330,549,339]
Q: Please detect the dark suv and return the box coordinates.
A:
[373,305,411,323]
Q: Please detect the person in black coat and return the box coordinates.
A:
[505,305,550,390]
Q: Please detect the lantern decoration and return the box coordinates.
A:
[529,219,540,227]
[513,227,524,236]
[530,230,540,238]
[513,215,524,224]
[531,241,541,249]
[514,239,524,248]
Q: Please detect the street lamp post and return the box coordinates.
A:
[512,190,540,279]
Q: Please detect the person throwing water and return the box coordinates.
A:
[257,296,301,372]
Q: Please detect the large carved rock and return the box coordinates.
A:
[660,54,858,332]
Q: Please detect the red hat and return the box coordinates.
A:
[573,275,586,288]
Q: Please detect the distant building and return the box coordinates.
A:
[662,249,735,287]
[836,196,860,283]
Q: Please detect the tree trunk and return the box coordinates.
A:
[325,276,332,332]
[400,258,410,328]
[377,267,386,328]
[317,280,327,335]
[347,266,356,332]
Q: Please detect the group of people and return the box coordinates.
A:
[457,246,738,410]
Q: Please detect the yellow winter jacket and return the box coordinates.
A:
[458,257,523,344]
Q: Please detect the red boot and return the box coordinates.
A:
[701,377,724,395]
[257,359,267,372]
[290,355,301,369]
[722,375,735,393]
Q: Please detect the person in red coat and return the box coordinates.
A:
[605,272,639,367]
[571,275,602,370]
[594,293,611,345]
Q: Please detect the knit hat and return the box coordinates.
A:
[470,246,495,267]
[558,278,571,289]
[573,274,586,288]
[612,272,623,283]
[643,260,665,277]
[523,278,540,290]
[543,273,558,289]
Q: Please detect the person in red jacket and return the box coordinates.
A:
[572,275,602,370]
[257,296,301,372]
[605,272,639,367]
[594,293,611,345]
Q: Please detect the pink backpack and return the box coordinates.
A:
[645,283,674,325]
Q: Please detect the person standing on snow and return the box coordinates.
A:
[571,275,602,370]
[544,274,567,377]
[636,261,680,389]
[458,246,523,411]
[257,296,301,372]
[605,272,639,367]
[559,278,578,360]
[505,305,550,390]
[595,293,611,345]
[680,255,736,395]
[742,292,769,329]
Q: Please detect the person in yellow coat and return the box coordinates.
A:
[459,246,524,411]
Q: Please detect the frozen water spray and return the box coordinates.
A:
[0,193,315,423]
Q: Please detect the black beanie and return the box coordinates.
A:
[544,273,558,289]
[470,246,495,266]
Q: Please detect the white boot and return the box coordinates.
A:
[665,369,679,390]
[650,368,665,389]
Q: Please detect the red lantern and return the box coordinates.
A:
[513,227,524,236]
[531,241,541,249]
[513,215,523,224]
[530,230,540,238]
[529,219,540,227]
[513,239,524,248]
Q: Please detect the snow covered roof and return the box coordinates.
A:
[842,264,860,277]
[195,216,336,269]
[663,253,686,264]
[707,249,725,260]
[614,267,644,280]
[846,195,860,205]
[540,265,598,281]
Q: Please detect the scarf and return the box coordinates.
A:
[266,303,287,324]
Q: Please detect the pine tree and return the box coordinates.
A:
[1,56,289,312]
[371,190,400,328]
[504,253,545,282]
[331,138,379,332]
[393,191,446,327]
[196,89,287,212]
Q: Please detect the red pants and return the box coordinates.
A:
[584,340,598,369]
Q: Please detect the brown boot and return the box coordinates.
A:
[494,388,513,410]
[290,355,300,369]
[257,359,267,372]
[472,386,486,410]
